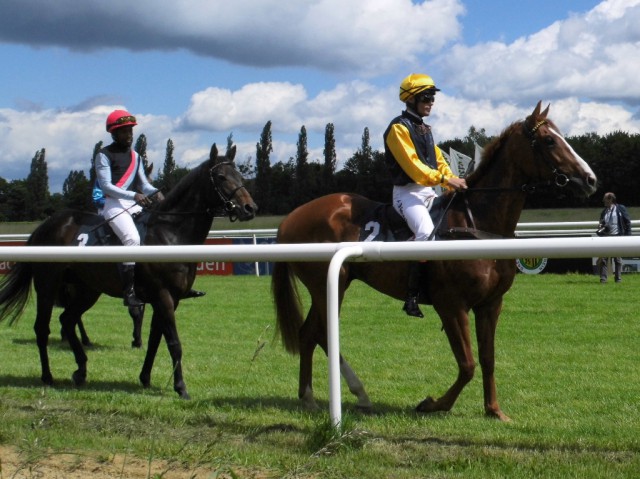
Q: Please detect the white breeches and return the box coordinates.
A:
[392,184,437,241]
[102,197,142,266]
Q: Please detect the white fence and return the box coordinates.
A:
[1,235,639,426]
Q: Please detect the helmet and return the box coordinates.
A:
[399,73,440,102]
[106,109,137,133]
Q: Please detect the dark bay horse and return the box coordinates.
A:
[272,102,597,421]
[0,143,257,399]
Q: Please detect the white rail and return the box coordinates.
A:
[1,236,639,427]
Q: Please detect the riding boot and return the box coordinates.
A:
[118,264,144,307]
[402,262,424,318]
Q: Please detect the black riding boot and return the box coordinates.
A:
[118,264,144,307]
[402,262,424,318]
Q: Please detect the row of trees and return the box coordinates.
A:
[1,122,639,221]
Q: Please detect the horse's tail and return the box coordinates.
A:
[271,261,303,355]
[0,262,33,325]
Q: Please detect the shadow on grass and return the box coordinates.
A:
[11,336,117,351]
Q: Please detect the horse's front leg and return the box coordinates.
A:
[475,299,510,421]
[416,309,475,414]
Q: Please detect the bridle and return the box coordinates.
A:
[209,161,249,222]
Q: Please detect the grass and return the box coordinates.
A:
[0,273,639,477]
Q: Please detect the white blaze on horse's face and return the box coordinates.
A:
[548,125,598,195]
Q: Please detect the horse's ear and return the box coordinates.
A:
[540,103,550,118]
[532,101,542,118]
[209,143,219,163]
[227,145,237,162]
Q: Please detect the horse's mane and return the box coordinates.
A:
[157,161,207,210]
[465,120,523,187]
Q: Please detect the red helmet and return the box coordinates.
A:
[106,109,137,133]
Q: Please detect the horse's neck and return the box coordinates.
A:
[151,185,214,245]
[463,138,530,237]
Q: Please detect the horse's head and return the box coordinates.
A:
[207,143,258,221]
[523,101,598,197]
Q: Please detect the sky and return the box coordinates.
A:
[1,0,639,193]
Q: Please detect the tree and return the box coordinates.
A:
[156,139,177,192]
[135,134,150,172]
[255,121,273,214]
[89,141,103,185]
[25,148,50,219]
[62,170,93,211]
[293,125,314,207]
[226,132,234,155]
[323,123,337,194]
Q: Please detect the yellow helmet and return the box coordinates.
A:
[399,73,440,102]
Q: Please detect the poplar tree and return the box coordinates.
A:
[323,123,337,194]
[255,121,273,213]
[25,148,50,219]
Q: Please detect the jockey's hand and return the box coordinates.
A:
[448,177,468,191]
[134,193,153,207]
[153,191,165,202]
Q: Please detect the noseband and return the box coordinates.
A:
[209,161,249,221]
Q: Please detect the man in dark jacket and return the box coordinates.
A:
[597,192,632,283]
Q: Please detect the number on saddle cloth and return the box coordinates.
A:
[358,197,447,242]
[74,211,151,247]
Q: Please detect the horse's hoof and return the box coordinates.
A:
[41,374,54,386]
[486,409,511,422]
[139,373,151,388]
[415,396,438,413]
[72,370,86,386]
[176,390,191,400]
[82,340,94,348]
[131,340,142,349]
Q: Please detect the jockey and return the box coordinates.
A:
[94,109,164,308]
[383,73,467,318]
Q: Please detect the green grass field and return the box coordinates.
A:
[0,273,638,478]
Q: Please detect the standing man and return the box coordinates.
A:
[384,73,467,317]
[597,192,632,283]
[95,110,164,307]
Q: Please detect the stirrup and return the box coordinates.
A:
[402,296,424,318]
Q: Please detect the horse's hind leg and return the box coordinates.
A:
[59,289,100,386]
[32,271,59,385]
[300,292,372,412]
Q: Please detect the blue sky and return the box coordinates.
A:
[1,0,638,192]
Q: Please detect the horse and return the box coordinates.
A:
[272,102,598,421]
[0,143,257,399]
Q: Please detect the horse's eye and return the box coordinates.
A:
[544,136,555,147]
[216,174,226,183]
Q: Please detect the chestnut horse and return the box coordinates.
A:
[272,102,597,421]
[0,144,257,399]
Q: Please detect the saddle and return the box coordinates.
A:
[357,194,502,243]
[74,211,151,247]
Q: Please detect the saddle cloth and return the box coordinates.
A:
[74,211,151,247]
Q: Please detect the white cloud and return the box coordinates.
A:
[437,0,640,105]
[0,0,464,76]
